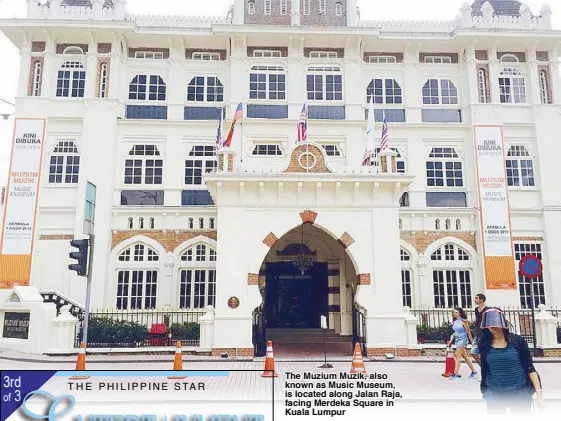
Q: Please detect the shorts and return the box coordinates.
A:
[471,336,480,356]
[455,337,468,348]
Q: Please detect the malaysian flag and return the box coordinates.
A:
[297,102,308,143]
[216,109,223,151]
[379,112,390,153]
[362,96,375,166]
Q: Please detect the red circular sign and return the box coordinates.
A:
[518,255,542,279]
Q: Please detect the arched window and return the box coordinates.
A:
[179,243,217,309]
[506,145,535,187]
[248,1,255,14]
[264,0,271,14]
[187,77,224,102]
[398,218,403,230]
[455,219,462,230]
[422,79,458,105]
[435,219,441,230]
[149,217,155,229]
[188,218,194,229]
[209,218,215,229]
[430,243,471,308]
[139,217,144,229]
[319,0,326,14]
[307,66,343,101]
[199,217,204,229]
[280,0,288,15]
[99,63,108,98]
[250,65,286,100]
[124,145,163,185]
[129,75,167,101]
[32,61,42,96]
[128,217,133,229]
[445,219,451,230]
[335,2,343,16]
[539,69,551,104]
[116,243,160,309]
[400,248,412,307]
[500,54,519,63]
[426,147,463,188]
[366,79,403,104]
[56,61,86,98]
[63,46,84,55]
[499,68,526,104]
[477,68,488,103]
[48,141,80,184]
[185,145,217,186]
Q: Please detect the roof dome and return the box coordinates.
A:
[471,0,523,16]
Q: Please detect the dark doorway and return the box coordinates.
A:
[265,262,328,329]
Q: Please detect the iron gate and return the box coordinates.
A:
[352,302,367,356]
[252,305,266,357]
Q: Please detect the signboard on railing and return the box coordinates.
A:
[473,125,517,290]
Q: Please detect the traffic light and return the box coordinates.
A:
[69,238,89,277]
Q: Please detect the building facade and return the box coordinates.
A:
[1,0,561,356]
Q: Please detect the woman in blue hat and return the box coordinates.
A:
[478,308,543,413]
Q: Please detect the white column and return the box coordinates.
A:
[291,0,300,25]
[488,44,500,104]
[346,0,357,26]
[45,305,80,353]
[344,38,363,121]
[527,47,541,105]
[85,41,98,98]
[198,306,215,352]
[228,35,246,161]
[18,43,32,97]
[535,305,560,349]
[108,39,121,100]
[166,41,185,120]
[41,39,56,98]
[288,37,306,127]
[465,45,479,104]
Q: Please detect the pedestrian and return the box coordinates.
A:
[448,307,478,380]
[478,308,544,414]
[471,293,489,368]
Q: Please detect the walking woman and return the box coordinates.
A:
[448,307,478,380]
[478,308,544,413]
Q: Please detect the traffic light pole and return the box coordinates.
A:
[82,234,95,346]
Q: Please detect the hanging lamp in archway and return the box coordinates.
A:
[293,223,316,275]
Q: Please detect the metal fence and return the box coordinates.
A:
[411,307,561,345]
[75,309,206,348]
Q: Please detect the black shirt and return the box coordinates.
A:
[474,306,489,336]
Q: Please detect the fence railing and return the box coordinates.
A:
[411,307,561,345]
[75,309,206,348]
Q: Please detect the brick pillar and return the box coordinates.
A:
[217,147,236,172]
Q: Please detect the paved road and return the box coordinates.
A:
[2,360,560,419]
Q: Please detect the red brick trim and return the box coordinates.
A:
[211,348,254,357]
[263,232,279,248]
[32,42,46,53]
[56,44,88,54]
[299,210,317,224]
[338,232,354,249]
[98,43,111,54]
[367,348,422,357]
[39,235,74,240]
[536,51,549,62]
[475,50,488,61]
[248,273,259,286]
[357,274,371,286]
[111,231,217,252]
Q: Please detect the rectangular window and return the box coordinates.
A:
[179,269,216,309]
[192,52,221,61]
[322,145,341,156]
[424,56,452,64]
[126,105,168,120]
[252,144,283,156]
[402,270,412,307]
[280,0,288,15]
[120,190,164,206]
[425,192,467,208]
[181,190,215,206]
[253,50,282,58]
[116,270,158,310]
[303,0,310,15]
[433,270,471,308]
[514,243,546,308]
[421,109,462,123]
[310,51,338,59]
[264,0,272,15]
[246,104,288,119]
[368,56,397,64]
[134,51,164,59]
[307,105,345,120]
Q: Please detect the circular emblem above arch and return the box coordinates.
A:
[283,142,332,173]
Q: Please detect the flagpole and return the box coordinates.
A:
[305,101,309,174]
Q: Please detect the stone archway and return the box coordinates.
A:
[253,221,358,357]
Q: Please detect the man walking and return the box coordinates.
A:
[471,293,489,368]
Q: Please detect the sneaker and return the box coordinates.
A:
[469,371,478,379]
[449,374,460,380]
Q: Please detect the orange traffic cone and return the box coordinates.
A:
[261,341,278,378]
[349,343,367,374]
[69,342,90,381]
[167,341,187,379]
[442,341,455,378]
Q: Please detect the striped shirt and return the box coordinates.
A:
[486,344,528,391]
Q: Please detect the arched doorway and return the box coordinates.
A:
[253,222,358,357]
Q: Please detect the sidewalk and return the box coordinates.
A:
[1,348,560,364]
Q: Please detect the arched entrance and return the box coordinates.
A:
[253,222,358,357]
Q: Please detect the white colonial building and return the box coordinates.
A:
[1,0,561,357]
